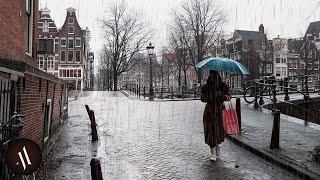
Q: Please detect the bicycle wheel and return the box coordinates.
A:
[244,86,257,104]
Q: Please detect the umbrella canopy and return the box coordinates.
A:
[196,57,250,75]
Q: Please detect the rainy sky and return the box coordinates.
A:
[39,0,320,69]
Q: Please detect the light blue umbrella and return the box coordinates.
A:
[196,57,250,75]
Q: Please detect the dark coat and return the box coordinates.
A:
[201,82,230,148]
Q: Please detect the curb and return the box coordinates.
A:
[226,135,320,180]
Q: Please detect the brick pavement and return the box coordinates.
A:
[38,91,300,179]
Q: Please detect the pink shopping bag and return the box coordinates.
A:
[222,101,240,135]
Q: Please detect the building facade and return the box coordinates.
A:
[0,0,67,152]
[37,7,93,90]
[272,37,288,78]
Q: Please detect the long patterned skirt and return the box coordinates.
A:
[203,104,225,148]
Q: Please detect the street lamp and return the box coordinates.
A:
[146,43,155,101]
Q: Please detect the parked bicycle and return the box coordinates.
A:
[0,112,35,180]
[243,76,276,104]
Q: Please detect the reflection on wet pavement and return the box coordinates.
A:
[37,91,300,180]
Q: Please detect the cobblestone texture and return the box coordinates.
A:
[37,91,300,180]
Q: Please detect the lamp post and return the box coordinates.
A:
[147,43,155,101]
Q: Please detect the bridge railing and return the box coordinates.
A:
[253,75,320,125]
[122,84,200,99]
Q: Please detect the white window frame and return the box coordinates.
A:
[68,50,74,62]
[75,50,81,62]
[68,17,74,24]
[68,38,74,48]
[60,50,66,62]
[68,26,74,34]
[60,37,66,47]
[75,38,81,47]
[38,55,44,69]
[47,56,55,70]
[25,0,33,56]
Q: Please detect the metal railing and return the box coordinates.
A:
[252,76,320,124]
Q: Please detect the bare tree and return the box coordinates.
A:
[172,0,227,84]
[299,37,320,93]
[100,1,151,90]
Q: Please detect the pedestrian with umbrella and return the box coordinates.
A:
[197,57,250,161]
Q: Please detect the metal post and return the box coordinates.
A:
[280,79,283,92]
[194,84,197,98]
[254,82,259,109]
[270,110,280,149]
[236,98,241,132]
[284,77,290,101]
[259,80,264,105]
[138,85,141,98]
[143,86,146,99]
[149,56,154,101]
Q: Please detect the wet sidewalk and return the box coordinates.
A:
[230,94,320,179]
[38,91,299,179]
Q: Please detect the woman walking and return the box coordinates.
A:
[201,70,230,161]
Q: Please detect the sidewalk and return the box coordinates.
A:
[228,94,320,179]
[122,90,320,179]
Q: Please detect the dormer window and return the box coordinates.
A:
[68,26,74,34]
[68,17,74,24]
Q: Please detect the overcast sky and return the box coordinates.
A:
[39,0,320,66]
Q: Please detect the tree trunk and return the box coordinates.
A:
[184,69,187,86]
[113,72,118,91]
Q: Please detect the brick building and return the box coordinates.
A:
[214,24,273,91]
[37,7,93,90]
[0,0,67,151]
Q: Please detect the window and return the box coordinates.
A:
[276,58,280,63]
[68,26,74,34]
[266,64,272,73]
[75,51,81,62]
[75,38,81,47]
[43,21,49,32]
[68,17,74,24]
[60,38,66,47]
[38,55,44,69]
[68,38,74,48]
[238,76,241,88]
[47,56,54,70]
[38,38,54,54]
[68,51,74,62]
[25,0,33,55]
[61,50,66,62]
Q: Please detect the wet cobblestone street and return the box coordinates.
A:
[38,91,300,180]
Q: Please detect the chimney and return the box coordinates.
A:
[259,24,264,34]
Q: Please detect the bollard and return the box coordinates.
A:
[85,105,91,117]
[284,77,290,101]
[254,82,259,109]
[270,110,280,149]
[143,86,146,99]
[90,158,103,180]
[138,85,141,98]
[90,110,99,141]
[271,84,277,113]
[236,98,241,132]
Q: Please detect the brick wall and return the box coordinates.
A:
[0,0,38,66]
[19,73,66,147]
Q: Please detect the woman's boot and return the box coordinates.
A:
[216,145,221,156]
[210,147,217,161]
